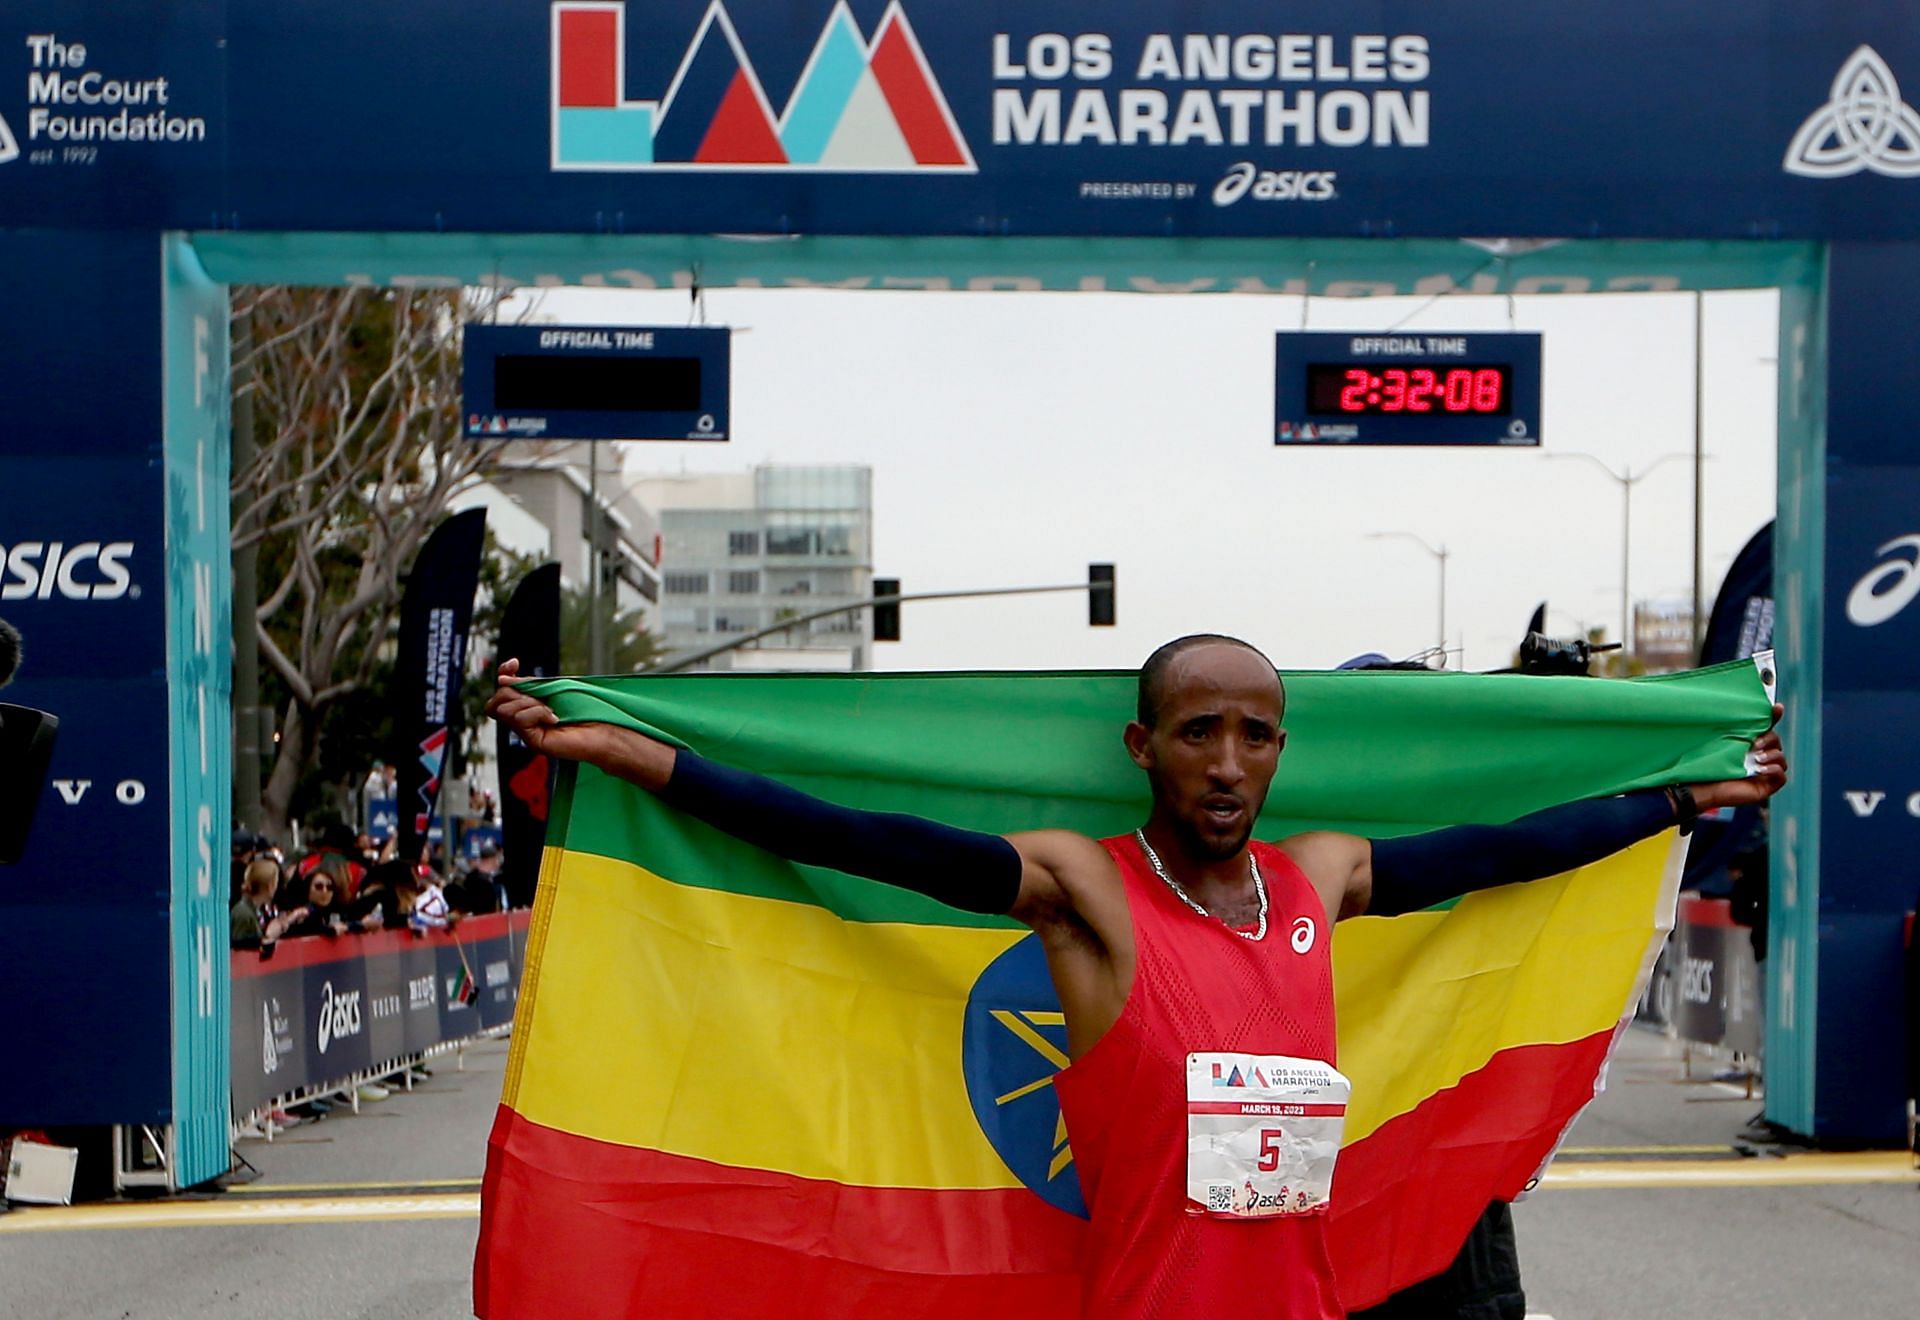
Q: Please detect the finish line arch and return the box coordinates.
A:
[1,2,1914,1188]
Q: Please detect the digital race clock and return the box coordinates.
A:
[462,324,730,442]
[1274,331,1541,446]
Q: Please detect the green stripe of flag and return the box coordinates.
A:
[533,662,1770,923]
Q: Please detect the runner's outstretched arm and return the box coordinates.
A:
[1349,715,1787,918]
[485,660,1084,920]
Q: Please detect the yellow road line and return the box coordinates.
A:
[225,1176,482,1194]
[1540,1152,1919,1190]
[0,1193,480,1233]
[7,1154,1914,1234]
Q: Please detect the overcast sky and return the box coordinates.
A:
[523,285,1778,673]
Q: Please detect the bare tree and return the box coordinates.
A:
[232,285,503,840]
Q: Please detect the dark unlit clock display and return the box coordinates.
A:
[463,324,730,442]
[1276,332,1541,446]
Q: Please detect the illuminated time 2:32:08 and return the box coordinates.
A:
[1305,364,1510,415]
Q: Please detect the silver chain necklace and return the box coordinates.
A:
[1133,830,1268,941]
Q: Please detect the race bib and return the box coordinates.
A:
[1186,1052,1350,1218]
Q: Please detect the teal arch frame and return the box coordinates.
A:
[178,231,1833,1144]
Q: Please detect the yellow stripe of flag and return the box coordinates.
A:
[510,850,1029,1190]
[1334,833,1678,1144]
[506,833,1676,1189]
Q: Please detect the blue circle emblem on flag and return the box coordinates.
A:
[960,932,1089,1218]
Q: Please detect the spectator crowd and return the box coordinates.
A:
[224,768,522,1120]
[229,805,517,954]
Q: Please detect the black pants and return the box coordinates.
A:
[1349,1201,1526,1320]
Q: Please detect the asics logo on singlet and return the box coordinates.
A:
[1290,916,1316,954]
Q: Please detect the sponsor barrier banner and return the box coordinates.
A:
[495,563,561,910]
[1672,898,1765,1058]
[477,663,1771,1316]
[229,911,530,1116]
[1,5,1919,240]
[393,509,487,867]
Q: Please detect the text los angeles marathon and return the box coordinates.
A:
[22,34,207,144]
[990,32,1430,148]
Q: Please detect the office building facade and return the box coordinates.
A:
[634,466,875,671]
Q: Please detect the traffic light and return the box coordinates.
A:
[1089,564,1116,626]
[872,578,901,642]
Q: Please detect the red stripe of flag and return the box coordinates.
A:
[1330,1029,1615,1311]
[476,1107,1083,1319]
[1188,1102,1348,1117]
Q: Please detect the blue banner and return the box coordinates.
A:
[1,3,1918,240]
[0,234,175,1127]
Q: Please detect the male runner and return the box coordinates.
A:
[488,635,1785,1318]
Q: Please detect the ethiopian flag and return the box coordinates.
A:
[475,660,1773,1317]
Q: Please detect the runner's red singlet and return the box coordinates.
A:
[1051,836,1344,1319]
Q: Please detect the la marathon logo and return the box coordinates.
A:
[550,0,976,173]
[1784,45,1920,179]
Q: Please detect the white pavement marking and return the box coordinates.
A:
[0,1193,480,1233]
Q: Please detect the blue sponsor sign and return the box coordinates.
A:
[0,4,1918,241]
[1273,331,1541,447]
[366,796,399,842]
[0,233,176,1128]
[462,324,729,442]
[462,826,505,862]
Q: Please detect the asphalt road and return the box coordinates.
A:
[1,1029,1915,1319]
[1514,1031,1920,1319]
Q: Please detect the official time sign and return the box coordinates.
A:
[462,324,730,442]
[1273,331,1541,447]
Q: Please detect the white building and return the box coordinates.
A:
[630,465,875,671]
[472,440,664,626]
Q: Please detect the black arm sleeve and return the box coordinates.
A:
[1366,788,1678,917]
[655,750,1023,915]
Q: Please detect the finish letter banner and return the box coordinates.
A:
[393,508,488,866]
[475,660,1773,1316]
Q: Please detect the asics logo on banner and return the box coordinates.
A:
[1845,535,1920,626]
[0,541,134,600]
[1784,45,1920,179]
[1290,916,1317,954]
[1213,162,1337,205]
[316,981,363,1054]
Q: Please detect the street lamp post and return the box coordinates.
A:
[1367,531,1449,667]
[1545,451,1692,657]
[586,443,604,673]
